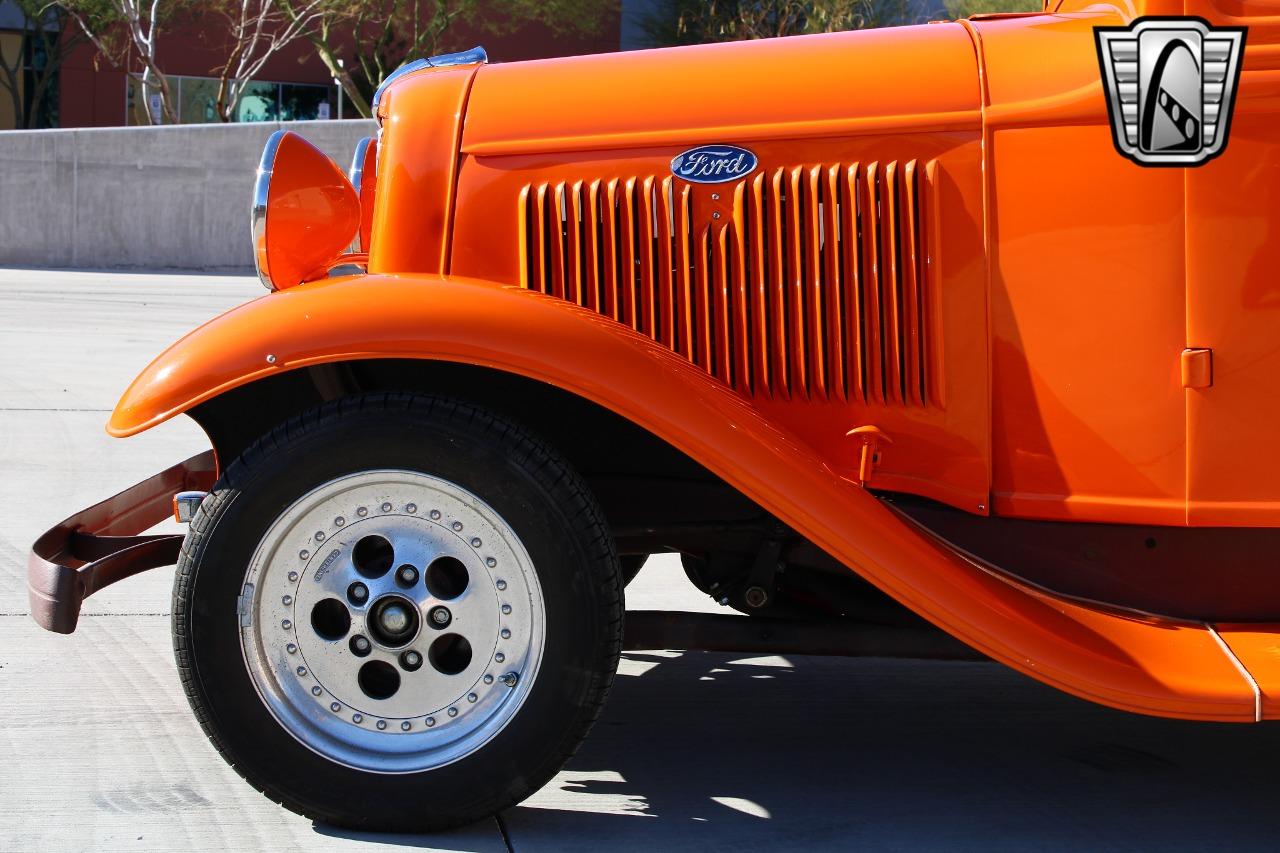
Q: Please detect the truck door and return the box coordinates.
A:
[1185,4,1280,525]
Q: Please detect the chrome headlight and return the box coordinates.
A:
[347,136,377,254]
[251,130,360,291]
[251,131,283,290]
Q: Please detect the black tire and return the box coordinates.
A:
[173,393,623,831]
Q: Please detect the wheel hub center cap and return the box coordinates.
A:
[370,595,419,647]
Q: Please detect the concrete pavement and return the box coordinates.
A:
[4,268,1280,851]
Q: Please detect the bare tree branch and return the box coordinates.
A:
[277,0,612,119]
[213,0,323,121]
[65,0,178,124]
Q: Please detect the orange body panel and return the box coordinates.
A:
[974,2,1280,526]
[343,0,1280,527]
[460,25,981,156]
[1185,6,1280,524]
[366,64,478,274]
[451,24,992,513]
[976,9,1192,525]
[107,273,1262,722]
[102,0,1280,721]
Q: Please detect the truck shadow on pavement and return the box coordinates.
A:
[320,651,1280,851]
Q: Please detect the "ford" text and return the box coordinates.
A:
[670,145,758,184]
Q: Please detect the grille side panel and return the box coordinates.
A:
[520,160,940,409]
[456,135,988,514]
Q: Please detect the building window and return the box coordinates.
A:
[178,77,221,124]
[126,75,347,125]
[0,26,59,130]
[0,31,23,129]
[234,80,279,123]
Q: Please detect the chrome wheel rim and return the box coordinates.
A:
[240,470,545,774]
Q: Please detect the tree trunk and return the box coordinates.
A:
[0,33,23,129]
[312,43,371,118]
[214,42,244,122]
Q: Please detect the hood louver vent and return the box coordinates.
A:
[519,159,940,407]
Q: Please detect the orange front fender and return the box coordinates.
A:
[111,273,1263,722]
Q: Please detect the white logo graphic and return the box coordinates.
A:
[1095,18,1246,166]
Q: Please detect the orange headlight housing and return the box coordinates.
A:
[252,130,361,291]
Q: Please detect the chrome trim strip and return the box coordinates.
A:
[347,136,374,253]
[348,136,373,196]
[370,46,488,111]
[428,46,488,68]
[252,129,287,291]
[371,59,430,111]
[1208,625,1263,722]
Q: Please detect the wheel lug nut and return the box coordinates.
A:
[428,606,452,628]
[347,582,369,605]
[400,650,423,671]
[401,721,412,731]
[350,635,372,657]
[396,565,419,586]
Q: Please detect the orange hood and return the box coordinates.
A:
[460,23,982,157]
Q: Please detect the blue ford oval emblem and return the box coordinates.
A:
[671,145,758,184]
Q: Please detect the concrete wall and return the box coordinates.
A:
[0,119,375,270]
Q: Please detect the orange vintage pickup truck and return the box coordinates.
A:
[27,0,1280,831]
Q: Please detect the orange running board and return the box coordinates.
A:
[105,274,1279,722]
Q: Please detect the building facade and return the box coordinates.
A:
[0,0,629,130]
